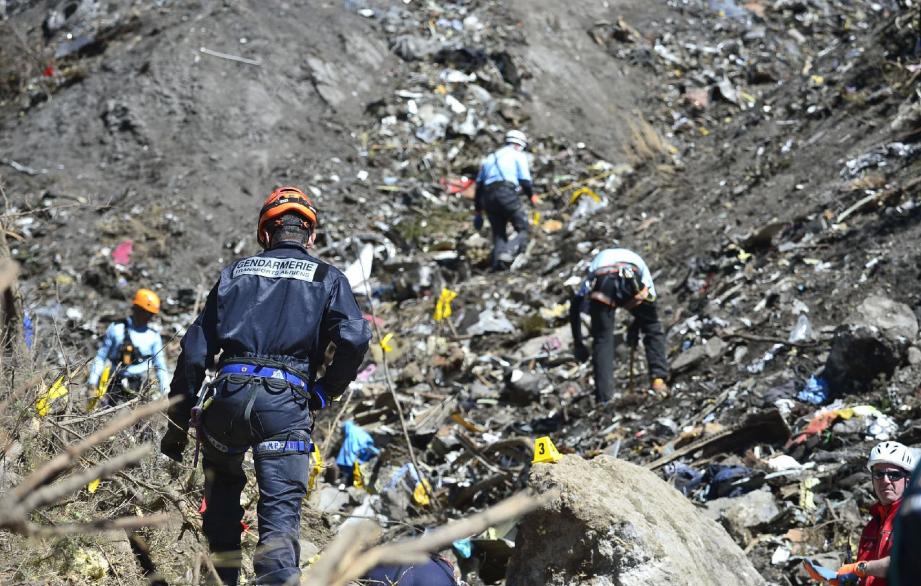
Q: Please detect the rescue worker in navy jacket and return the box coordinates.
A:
[473,129,537,270]
[160,186,371,586]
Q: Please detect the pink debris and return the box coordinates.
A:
[111,239,133,266]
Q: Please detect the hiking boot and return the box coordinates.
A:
[651,377,669,397]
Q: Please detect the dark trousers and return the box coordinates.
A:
[483,182,529,269]
[589,300,668,402]
[200,376,312,586]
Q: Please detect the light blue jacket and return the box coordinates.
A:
[476,145,532,186]
[577,248,657,301]
[87,317,170,394]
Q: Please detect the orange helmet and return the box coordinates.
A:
[257,186,318,248]
[133,288,160,314]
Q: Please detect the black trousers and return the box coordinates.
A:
[589,300,668,402]
[200,376,312,586]
[482,182,529,269]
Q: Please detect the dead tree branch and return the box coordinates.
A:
[11,397,174,500]
[303,489,558,586]
[0,398,177,536]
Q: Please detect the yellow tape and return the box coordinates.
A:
[569,187,601,205]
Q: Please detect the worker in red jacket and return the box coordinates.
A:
[806,441,915,585]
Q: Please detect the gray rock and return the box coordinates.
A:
[671,344,707,372]
[465,307,515,335]
[506,368,544,405]
[909,346,921,366]
[853,295,918,342]
[705,487,780,542]
[311,486,350,514]
[507,455,766,586]
[824,324,902,395]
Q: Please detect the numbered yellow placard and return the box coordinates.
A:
[532,436,563,464]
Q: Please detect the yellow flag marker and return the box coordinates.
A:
[530,210,541,225]
[532,436,563,464]
[379,332,395,353]
[36,375,69,417]
[87,479,101,494]
[353,461,364,489]
[308,444,323,492]
[413,478,433,506]
[87,364,112,411]
[434,288,458,321]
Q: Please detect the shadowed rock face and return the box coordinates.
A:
[824,295,919,396]
[507,455,766,586]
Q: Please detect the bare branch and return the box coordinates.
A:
[11,397,175,500]
[18,444,152,513]
[304,489,558,586]
[27,512,174,537]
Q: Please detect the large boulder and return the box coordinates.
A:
[506,455,766,586]
[824,295,919,396]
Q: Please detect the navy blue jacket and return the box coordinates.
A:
[168,242,371,425]
[363,557,457,585]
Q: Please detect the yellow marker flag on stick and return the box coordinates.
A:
[86,364,111,412]
[87,479,101,494]
[35,375,69,417]
[379,332,395,353]
[308,444,323,492]
[353,461,364,489]
[434,288,458,321]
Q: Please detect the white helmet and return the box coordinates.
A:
[867,441,915,472]
[505,129,528,148]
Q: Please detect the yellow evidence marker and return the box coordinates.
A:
[532,436,563,464]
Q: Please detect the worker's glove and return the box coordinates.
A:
[160,425,188,463]
[835,562,863,584]
[529,194,539,206]
[473,213,484,231]
[573,344,590,363]
[309,380,329,410]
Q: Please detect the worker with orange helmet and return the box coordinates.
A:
[86,288,170,403]
[160,186,371,586]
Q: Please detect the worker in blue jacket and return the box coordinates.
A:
[86,288,169,404]
[160,186,371,586]
[473,130,537,270]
